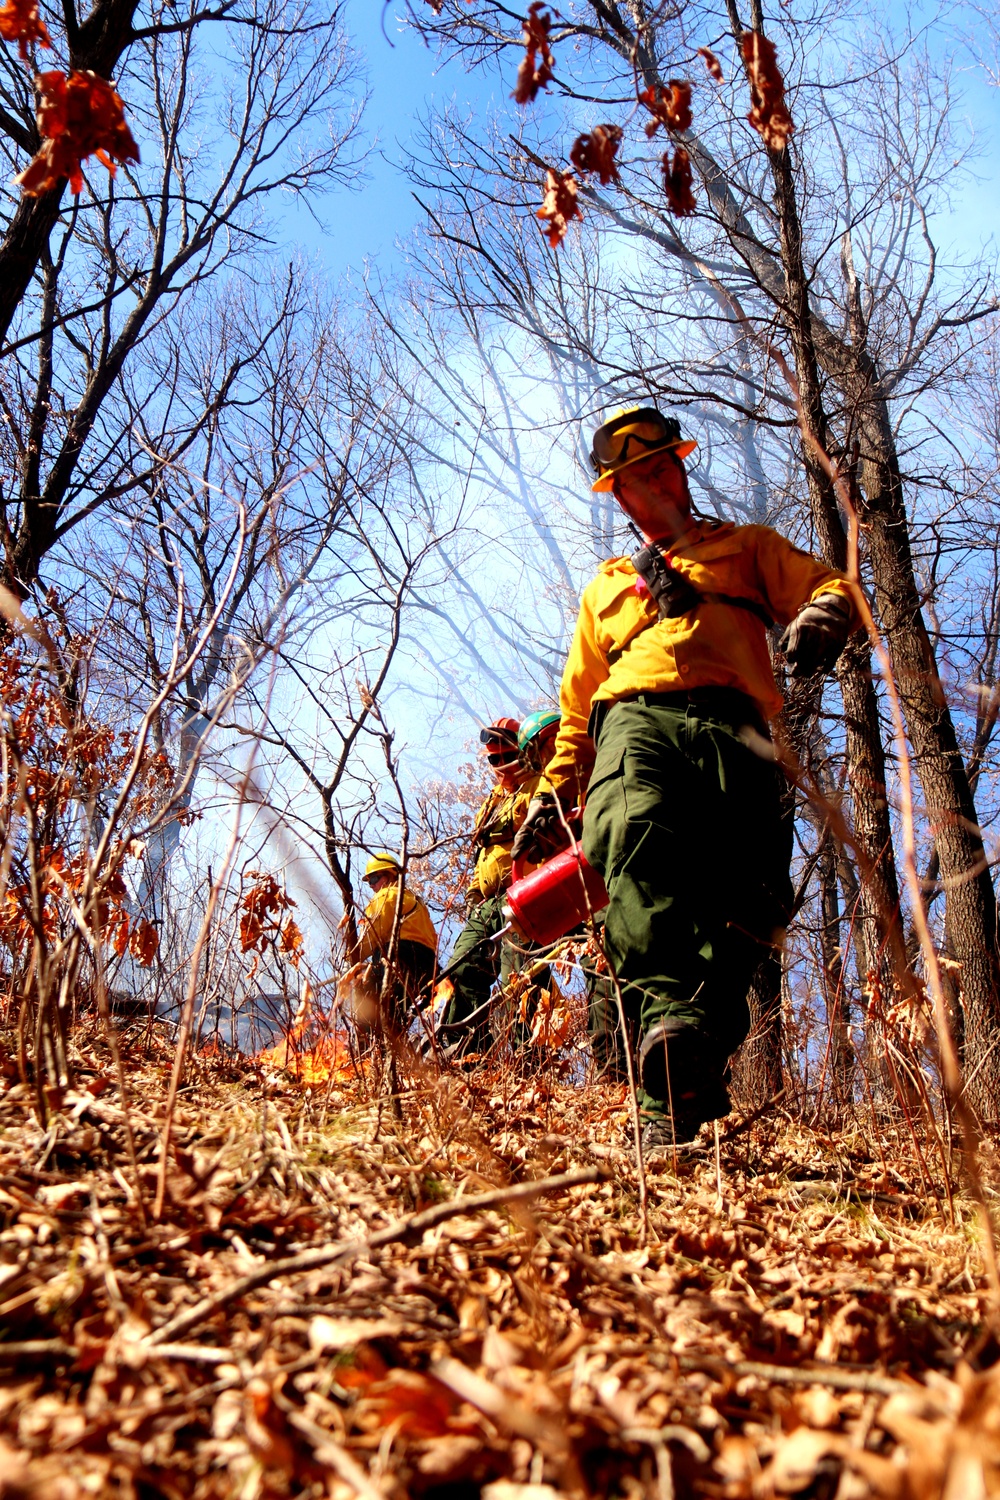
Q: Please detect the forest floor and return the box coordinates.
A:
[0,1024,998,1500]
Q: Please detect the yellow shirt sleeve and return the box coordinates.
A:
[751,527,863,628]
[539,586,608,803]
[473,775,540,896]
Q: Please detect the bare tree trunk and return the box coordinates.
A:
[729,0,906,1001]
[731,951,783,1109]
[843,340,1000,1117]
[818,834,853,1106]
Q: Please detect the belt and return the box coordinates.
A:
[589,687,768,742]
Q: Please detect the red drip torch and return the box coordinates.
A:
[504,848,609,947]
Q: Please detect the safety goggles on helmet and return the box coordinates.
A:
[480,717,520,768]
[589,407,697,493]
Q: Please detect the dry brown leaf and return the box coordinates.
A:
[536,168,581,248]
[662,146,696,216]
[767,1427,846,1493]
[0,0,49,60]
[741,30,794,150]
[698,46,724,82]
[640,80,692,136]
[513,2,555,104]
[569,124,622,185]
[17,70,139,197]
[308,1315,403,1351]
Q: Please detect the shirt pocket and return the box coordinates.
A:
[595,582,656,659]
[682,538,754,599]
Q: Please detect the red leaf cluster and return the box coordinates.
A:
[16,69,140,197]
[513,1,555,104]
[741,30,794,151]
[640,79,692,137]
[662,145,696,216]
[240,872,303,967]
[536,167,581,248]
[698,45,723,82]
[0,0,49,59]
[569,123,622,185]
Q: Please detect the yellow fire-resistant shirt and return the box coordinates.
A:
[470,773,540,897]
[357,887,437,960]
[542,519,862,800]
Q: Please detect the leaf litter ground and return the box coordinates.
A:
[1,1026,999,1499]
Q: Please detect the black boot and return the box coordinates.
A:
[637,1018,730,1125]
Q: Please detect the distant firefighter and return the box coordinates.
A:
[357,853,437,1029]
[443,717,540,1052]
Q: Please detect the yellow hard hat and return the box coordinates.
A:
[365,853,402,882]
[589,406,697,492]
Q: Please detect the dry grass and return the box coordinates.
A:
[0,1026,998,1498]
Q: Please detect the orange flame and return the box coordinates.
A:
[431,976,454,1014]
[257,1029,356,1084]
[255,986,360,1084]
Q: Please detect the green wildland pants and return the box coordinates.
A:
[581,694,793,1117]
[444,892,549,1051]
[368,939,437,1032]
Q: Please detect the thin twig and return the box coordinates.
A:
[677,1352,911,1398]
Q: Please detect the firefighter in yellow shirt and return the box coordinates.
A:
[442,717,537,1050]
[358,854,437,1027]
[513,407,862,1154]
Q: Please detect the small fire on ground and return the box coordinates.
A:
[255,991,357,1084]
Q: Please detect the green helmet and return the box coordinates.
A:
[518,709,560,752]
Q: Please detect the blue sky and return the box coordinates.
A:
[299,2,1000,298]
[315,0,502,274]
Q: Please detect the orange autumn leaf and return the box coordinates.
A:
[512,1,554,105]
[569,123,622,186]
[640,80,692,137]
[698,46,723,83]
[17,69,139,198]
[741,30,794,151]
[129,918,159,967]
[536,167,581,248]
[107,910,130,958]
[280,917,303,967]
[662,145,696,215]
[0,0,50,59]
[357,1371,458,1438]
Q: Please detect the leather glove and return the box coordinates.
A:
[779,593,852,678]
[510,793,572,864]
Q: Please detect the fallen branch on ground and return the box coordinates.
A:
[678,1353,910,1397]
[146,1165,606,1346]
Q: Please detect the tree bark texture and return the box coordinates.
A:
[730,949,783,1110]
[740,3,907,1005]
